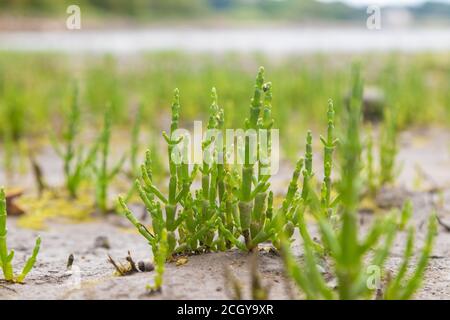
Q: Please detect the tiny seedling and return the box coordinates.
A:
[92,106,126,213]
[0,187,41,283]
[146,229,168,293]
[365,125,377,196]
[379,104,399,186]
[52,84,98,198]
[130,102,144,177]
[399,200,413,231]
[363,103,400,194]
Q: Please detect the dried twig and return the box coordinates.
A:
[66,254,74,270]
[436,215,450,232]
[29,153,47,197]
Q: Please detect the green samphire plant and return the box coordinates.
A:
[52,84,99,198]
[118,65,436,298]
[280,65,437,300]
[0,187,41,283]
[92,106,126,213]
[118,67,301,290]
[215,68,297,251]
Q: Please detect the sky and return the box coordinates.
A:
[319,0,450,7]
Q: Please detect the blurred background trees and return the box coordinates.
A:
[1,0,448,24]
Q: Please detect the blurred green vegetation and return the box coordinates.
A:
[0,52,448,164]
[2,0,448,23]
[1,0,208,18]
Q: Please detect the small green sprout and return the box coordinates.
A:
[52,84,98,198]
[384,214,437,300]
[147,228,168,293]
[379,104,399,186]
[365,125,377,196]
[92,106,126,213]
[130,102,144,177]
[0,187,41,283]
[399,200,413,230]
[320,99,338,214]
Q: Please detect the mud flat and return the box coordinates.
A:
[1,128,450,299]
[1,198,450,300]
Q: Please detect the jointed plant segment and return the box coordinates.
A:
[320,99,338,215]
[0,188,41,283]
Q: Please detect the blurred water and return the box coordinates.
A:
[0,27,449,54]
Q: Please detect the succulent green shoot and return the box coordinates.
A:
[248,67,265,129]
[130,102,144,176]
[399,200,413,230]
[52,83,99,198]
[320,99,338,211]
[117,65,435,300]
[16,236,41,283]
[365,125,376,196]
[0,187,41,283]
[93,105,126,213]
[64,84,81,191]
[0,188,13,281]
[147,229,168,293]
[379,101,399,186]
[301,131,314,202]
[118,196,154,245]
[335,64,364,299]
[396,214,437,300]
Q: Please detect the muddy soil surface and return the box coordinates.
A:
[1,127,450,299]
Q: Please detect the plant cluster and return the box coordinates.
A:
[118,67,306,288]
[52,85,125,212]
[0,61,437,298]
[119,66,437,297]
[280,65,437,300]
[364,106,400,195]
[52,84,98,199]
[91,107,126,213]
[118,66,436,298]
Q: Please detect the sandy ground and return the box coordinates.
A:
[1,127,450,300]
[0,218,293,300]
